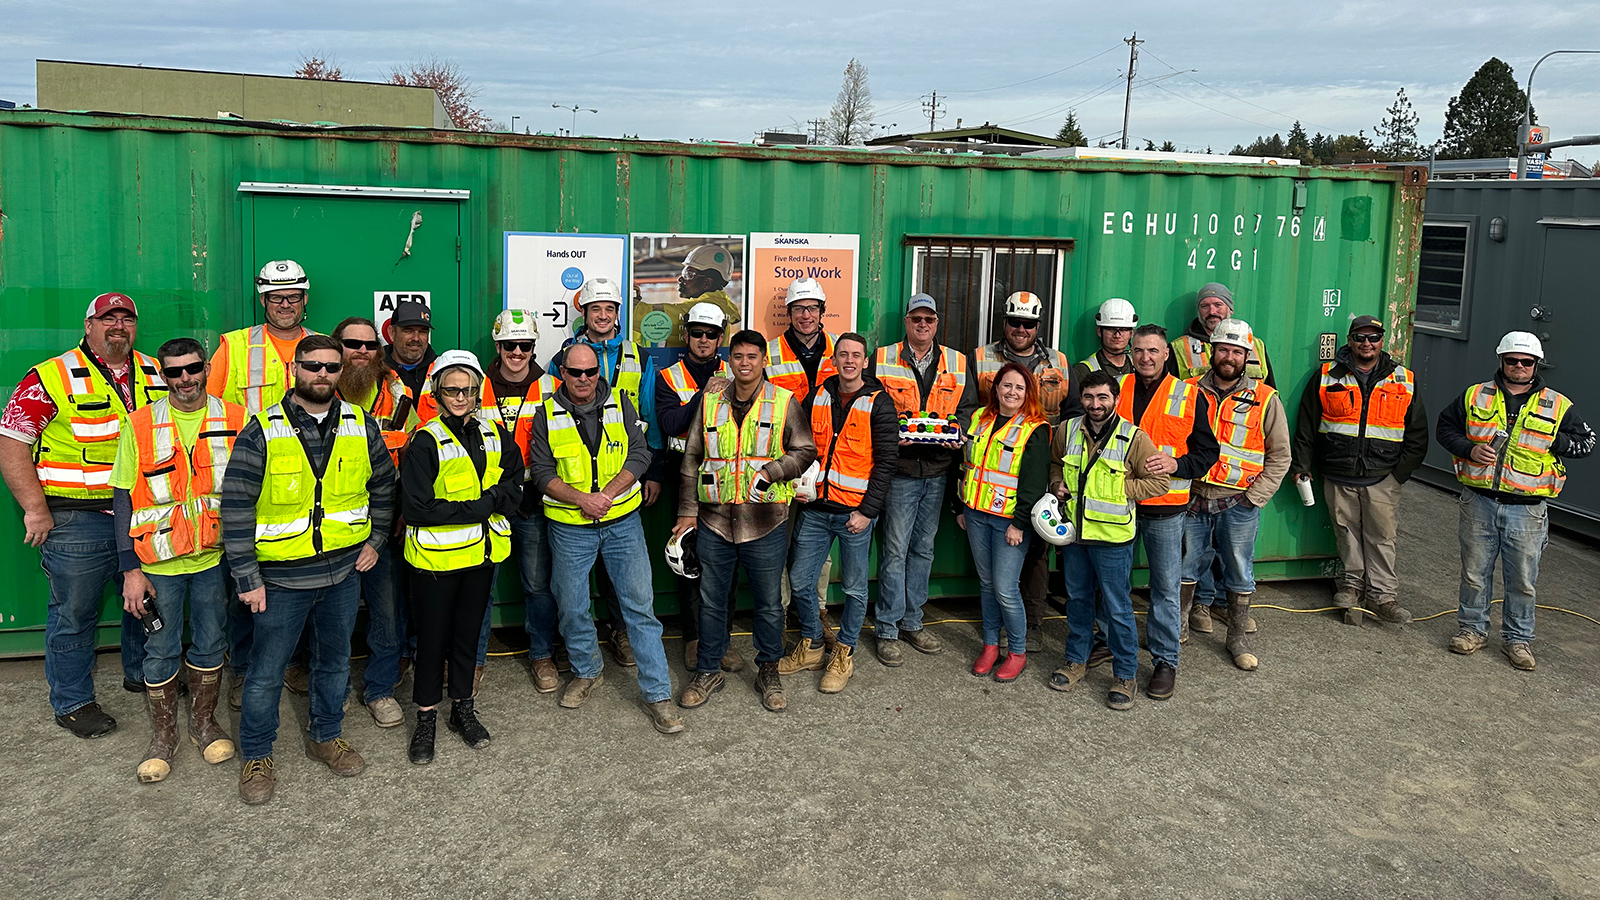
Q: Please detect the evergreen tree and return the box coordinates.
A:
[1143,139,1157,151]
[1373,88,1423,160]
[1439,58,1532,159]
[1159,140,1177,152]
[1055,111,1086,146]
[1286,121,1311,163]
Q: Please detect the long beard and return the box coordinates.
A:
[338,357,383,399]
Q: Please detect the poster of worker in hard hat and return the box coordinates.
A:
[629,234,744,369]
[747,233,859,339]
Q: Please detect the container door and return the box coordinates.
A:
[1534,225,1599,519]
[248,193,463,352]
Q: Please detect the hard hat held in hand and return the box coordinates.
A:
[793,460,821,502]
[785,277,827,306]
[577,277,625,309]
[684,302,728,331]
[256,259,308,294]
[1496,331,1544,359]
[1031,494,1076,546]
[666,527,700,579]
[493,308,540,342]
[1004,291,1043,320]
[1095,297,1138,328]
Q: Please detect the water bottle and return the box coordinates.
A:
[1295,476,1316,507]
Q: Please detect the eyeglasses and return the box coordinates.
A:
[296,360,342,374]
[1502,356,1538,368]
[498,341,534,353]
[341,338,381,352]
[1005,317,1039,330]
[1349,333,1383,344]
[563,366,600,378]
[263,294,305,306]
[789,304,822,315]
[161,361,206,379]
[94,315,136,327]
[686,328,721,340]
[436,386,475,399]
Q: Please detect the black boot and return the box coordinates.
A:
[408,709,437,765]
[448,698,491,749]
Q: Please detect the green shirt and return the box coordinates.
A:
[110,405,222,576]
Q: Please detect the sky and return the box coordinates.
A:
[2,0,1597,160]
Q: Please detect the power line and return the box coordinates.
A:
[1141,47,1338,132]
[942,45,1123,94]
[1004,74,1126,128]
[1140,79,1278,130]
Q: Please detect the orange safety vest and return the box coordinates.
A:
[661,357,731,452]
[1115,373,1200,506]
[481,374,559,480]
[973,343,1072,421]
[873,343,967,418]
[345,374,414,469]
[126,396,247,564]
[1195,378,1277,490]
[765,332,837,402]
[1316,362,1414,444]
[809,385,879,509]
[31,347,167,500]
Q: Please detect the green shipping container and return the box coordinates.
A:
[0,110,1425,655]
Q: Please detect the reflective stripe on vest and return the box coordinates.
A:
[974,342,1072,421]
[765,333,837,400]
[873,343,967,418]
[698,382,795,504]
[404,415,511,571]
[128,396,246,564]
[479,374,558,481]
[253,404,373,561]
[541,394,642,524]
[961,407,1045,519]
[1316,362,1413,443]
[221,325,312,415]
[1172,334,1271,383]
[662,358,731,452]
[1453,382,1570,498]
[810,386,879,508]
[1115,373,1198,506]
[1060,415,1139,543]
[31,348,167,499]
[1196,379,1276,490]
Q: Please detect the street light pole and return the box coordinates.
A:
[1517,49,1600,178]
[510,115,519,134]
[552,104,599,135]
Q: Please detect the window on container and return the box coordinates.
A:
[907,240,1067,351]
[1416,221,1471,334]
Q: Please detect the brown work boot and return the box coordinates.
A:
[1190,597,1214,635]
[677,671,724,708]
[1369,600,1414,625]
[1502,642,1536,671]
[283,663,310,696]
[1226,591,1259,671]
[186,664,236,764]
[721,646,746,672]
[305,737,366,777]
[1179,582,1197,643]
[755,661,786,712]
[137,680,180,783]
[239,757,275,805]
[645,699,685,734]
[530,657,559,693]
[1146,662,1176,701]
[1086,641,1113,669]
[1107,678,1136,711]
[1449,629,1487,655]
[1048,662,1087,692]
[819,644,854,694]
[559,674,604,709]
[901,629,943,654]
[777,637,826,675]
[608,630,636,667]
[1332,587,1360,609]
[1213,602,1257,633]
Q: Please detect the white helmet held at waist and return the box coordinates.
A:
[430,349,485,388]
[785,277,827,306]
[682,244,734,282]
[666,527,700,579]
[1031,494,1076,546]
[577,277,624,308]
[1209,317,1255,351]
[1095,297,1138,328]
[1495,331,1544,360]
[256,259,308,294]
[493,308,539,342]
[1004,291,1043,321]
[684,302,728,331]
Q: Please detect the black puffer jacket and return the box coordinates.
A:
[1291,346,1428,483]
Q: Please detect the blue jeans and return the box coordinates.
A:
[964,510,1027,654]
[360,540,406,703]
[1134,512,1185,669]
[40,508,134,715]
[875,475,945,640]
[1456,489,1546,644]
[142,565,229,685]
[696,523,787,671]
[791,508,875,649]
[511,510,559,660]
[1181,500,1261,595]
[1063,541,1138,680]
[548,515,671,703]
[239,573,360,759]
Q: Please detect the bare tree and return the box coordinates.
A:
[826,59,874,145]
[292,56,343,80]
[388,57,493,131]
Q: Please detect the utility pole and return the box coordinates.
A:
[808,118,828,144]
[1120,32,1143,150]
[922,92,945,131]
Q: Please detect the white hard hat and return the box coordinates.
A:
[682,244,734,282]
[684,302,727,331]
[577,277,624,308]
[1004,291,1043,320]
[785,277,827,306]
[1495,331,1544,360]
[793,460,821,502]
[1031,494,1076,546]
[1209,318,1255,352]
[1095,298,1138,328]
[430,349,485,389]
[256,260,308,294]
[493,308,539,342]
[666,527,700,579]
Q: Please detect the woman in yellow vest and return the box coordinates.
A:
[958,362,1050,682]
[398,351,522,764]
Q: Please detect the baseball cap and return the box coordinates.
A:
[85,292,139,319]
[906,293,938,315]
[1348,315,1384,334]
[392,300,433,329]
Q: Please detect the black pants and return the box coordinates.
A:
[409,565,494,708]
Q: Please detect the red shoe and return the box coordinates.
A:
[994,651,1026,682]
[972,645,1000,676]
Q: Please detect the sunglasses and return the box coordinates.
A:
[564,366,600,378]
[1349,333,1384,344]
[296,360,342,374]
[1502,356,1537,368]
[498,341,535,353]
[686,328,721,340]
[341,338,381,352]
[1005,317,1039,330]
[161,361,206,379]
[436,386,476,399]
